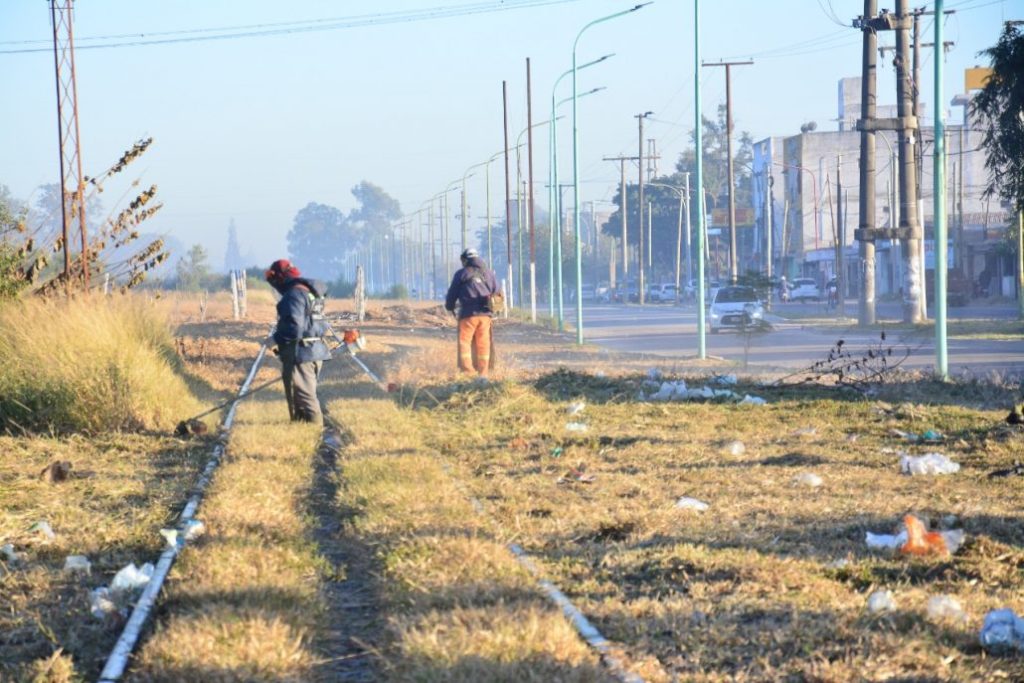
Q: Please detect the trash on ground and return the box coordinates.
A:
[891,428,945,443]
[89,587,117,619]
[28,520,56,541]
[183,519,206,541]
[675,496,709,512]
[739,394,767,405]
[1,543,22,563]
[867,590,896,613]
[110,562,155,593]
[724,440,746,456]
[793,427,818,437]
[792,472,823,488]
[714,374,737,385]
[647,368,662,380]
[988,461,1024,478]
[557,469,596,485]
[549,446,563,458]
[927,594,966,622]
[567,401,586,415]
[39,460,72,483]
[595,371,606,378]
[565,422,589,433]
[901,514,965,556]
[899,452,960,476]
[866,530,909,550]
[62,555,91,575]
[979,608,1024,653]
[159,528,179,548]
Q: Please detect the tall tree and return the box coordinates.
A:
[348,181,402,245]
[224,218,244,272]
[972,22,1024,212]
[176,244,211,291]
[287,202,349,280]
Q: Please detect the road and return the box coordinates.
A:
[576,300,1024,378]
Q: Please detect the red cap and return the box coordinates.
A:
[265,259,301,284]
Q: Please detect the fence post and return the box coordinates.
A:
[356,265,366,323]
[238,271,247,319]
[230,270,239,320]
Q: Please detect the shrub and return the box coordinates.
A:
[0,296,201,433]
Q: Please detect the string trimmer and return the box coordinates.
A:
[174,327,366,436]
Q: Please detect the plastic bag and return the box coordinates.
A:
[792,472,823,487]
[979,608,1024,653]
[565,422,588,433]
[900,514,965,556]
[110,562,154,593]
[927,594,966,622]
[675,496,709,512]
[739,394,767,406]
[899,452,960,475]
[867,590,896,613]
[63,555,91,575]
[567,401,586,415]
[724,440,746,456]
[90,587,117,619]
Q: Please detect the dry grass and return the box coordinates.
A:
[406,364,1024,681]
[130,398,326,682]
[0,295,201,433]
[325,388,613,682]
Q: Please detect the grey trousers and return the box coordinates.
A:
[279,343,323,423]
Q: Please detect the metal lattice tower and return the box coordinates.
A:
[50,0,88,286]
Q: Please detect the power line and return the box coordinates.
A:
[0,0,584,54]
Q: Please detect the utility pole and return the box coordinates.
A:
[636,111,652,303]
[896,0,923,323]
[50,0,88,289]
[502,80,514,310]
[604,155,639,282]
[836,155,846,317]
[765,173,773,311]
[933,0,948,376]
[526,58,537,322]
[702,59,754,284]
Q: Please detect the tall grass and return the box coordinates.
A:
[0,295,201,433]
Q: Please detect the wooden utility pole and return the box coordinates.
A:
[702,59,754,284]
[604,155,639,283]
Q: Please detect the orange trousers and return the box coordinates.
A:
[457,315,493,376]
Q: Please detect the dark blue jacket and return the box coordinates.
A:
[445,257,498,319]
[272,277,332,362]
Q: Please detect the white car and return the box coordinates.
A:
[648,283,677,303]
[709,286,767,334]
[788,278,820,302]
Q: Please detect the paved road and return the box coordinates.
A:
[577,300,1024,378]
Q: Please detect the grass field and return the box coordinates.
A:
[2,297,1022,682]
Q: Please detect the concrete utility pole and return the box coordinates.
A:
[702,59,754,284]
[896,0,924,323]
[933,0,948,376]
[765,172,773,311]
[836,155,846,317]
[526,58,537,322]
[855,0,879,325]
[604,155,639,282]
[636,111,652,303]
[502,80,514,310]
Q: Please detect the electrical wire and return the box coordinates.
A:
[0,0,584,54]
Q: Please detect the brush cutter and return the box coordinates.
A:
[174,327,366,436]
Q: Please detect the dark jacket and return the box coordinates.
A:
[272,277,332,363]
[445,257,498,319]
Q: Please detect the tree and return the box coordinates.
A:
[348,181,402,246]
[224,218,244,272]
[176,244,211,291]
[972,23,1024,213]
[287,202,349,280]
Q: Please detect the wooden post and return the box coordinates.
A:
[356,265,366,323]
[230,270,240,320]
[238,271,248,318]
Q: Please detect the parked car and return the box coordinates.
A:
[788,277,820,302]
[709,285,767,334]
[580,284,597,302]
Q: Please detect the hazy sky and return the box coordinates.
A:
[0,0,1013,270]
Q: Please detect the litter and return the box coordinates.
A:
[979,608,1024,653]
[567,401,586,415]
[714,374,737,385]
[899,452,960,476]
[550,446,564,458]
[793,427,818,437]
[183,519,206,541]
[565,422,589,433]
[159,528,179,548]
[675,496,709,512]
[63,555,91,575]
[110,562,154,593]
[1,543,22,563]
[557,469,596,485]
[792,472,823,488]
[28,520,55,541]
[890,428,945,443]
[739,394,767,405]
[90,587,117,619]
[595,371,606,378]
[866,530,908,550]
[901,514,965,556]
[867,590,896,613]
[724,440,746,456]
[647,368,662,380]
[927,594,966,622]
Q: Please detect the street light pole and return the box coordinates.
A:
[647,180,688,304]
[571,3,648,344]
[694,0,707,359]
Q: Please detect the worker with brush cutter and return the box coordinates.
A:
[265,259,331,422]
[445,248,501,379]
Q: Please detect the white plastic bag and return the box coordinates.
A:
[675,497,709,512]
[63,555,91,575]
[867,590,896,613]
[792,472,823,488]
[110,562,155,593]
[899,452,960,475]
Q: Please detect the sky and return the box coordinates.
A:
[0,0,1015,271]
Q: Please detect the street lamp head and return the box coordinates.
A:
[631,2,653,11]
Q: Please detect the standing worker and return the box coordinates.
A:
[445,248,499,379]
[264,259,331,423]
